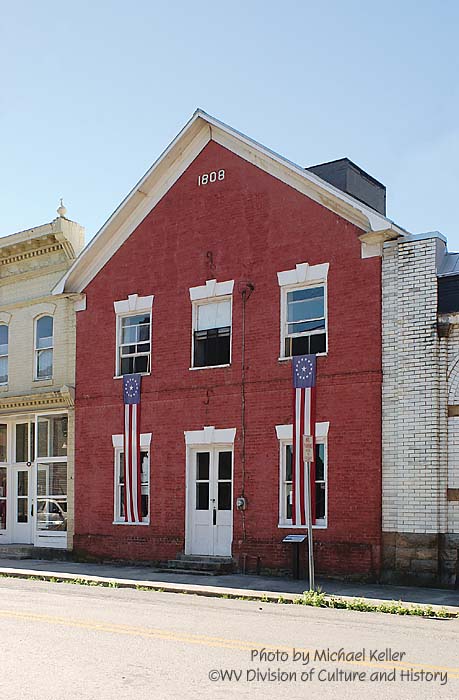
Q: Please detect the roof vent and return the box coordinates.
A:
[307,158,386,215]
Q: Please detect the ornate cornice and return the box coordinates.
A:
[0,385,74,414]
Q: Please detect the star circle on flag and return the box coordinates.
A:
[295,356,313,379]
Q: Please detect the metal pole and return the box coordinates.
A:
[306,461,315,590]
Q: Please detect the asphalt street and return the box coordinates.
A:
[0,576,458,700]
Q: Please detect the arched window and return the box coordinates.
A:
[35,316,53,380]
[0,324,8,385]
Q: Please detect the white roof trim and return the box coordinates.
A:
[275,422,329,441]
[189,279,234,301]
[277,262,329,287]
[114,293,154,315]
[53,109,406,296]
[112,433,152,448]
[184,425,236,445]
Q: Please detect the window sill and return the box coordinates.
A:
[112,520,150,526]
[113,373,151,380]
[278,353,327,362]
[0,384,8,392]
[189,364,231,371]
[278,522,327,529]
[33,378,54,386]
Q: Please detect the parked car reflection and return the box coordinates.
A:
[36,499,67,532]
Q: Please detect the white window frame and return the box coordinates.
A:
[0,318,9,386]
[276,422,329,528]
[114,294,154,378]
[34,314,54,381]
[189,279,234,370]
[112,432,152,525]
[277,262,329,360]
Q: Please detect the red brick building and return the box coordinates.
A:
[56,110,404,578]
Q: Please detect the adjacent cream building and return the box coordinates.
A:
[0,204,84,551]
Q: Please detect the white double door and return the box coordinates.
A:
[187,447,233,556]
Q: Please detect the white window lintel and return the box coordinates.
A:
[189,279,234,302]
[277,262,329,287]
[184,425,236,445]
[275,422,329,441]
[112,432,152,448]
[114,294,154,315]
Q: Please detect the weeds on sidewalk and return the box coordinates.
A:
[0,573,456,619]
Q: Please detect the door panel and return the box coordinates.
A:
[188,448,233,556]
[12,467,32,543]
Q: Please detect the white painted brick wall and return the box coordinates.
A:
[382,236,448,534]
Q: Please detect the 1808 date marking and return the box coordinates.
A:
[198,169,225,186]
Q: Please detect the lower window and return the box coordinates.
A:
[115,448,149,523]
[280,442,326,526]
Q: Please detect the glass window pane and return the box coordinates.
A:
[17,498,28,523]
[140,452,149,485]
[0,425,6,462]
[0,324,8,347]
[196,482,209,510]
[37,349,53,378]
[196,452,209,481]
[17,471,28,496]
[141,494,149,518]
[138,324,150,342]
[197,301,231,331]
[133,355,149,374]
[122,326,137,344]
[15,424,28,463]
[218,452,232,480]
[289,335,310,357]
[0,357,7,385]
[286,445,293,482]
[218,482,232,510]
[315,444,325,481]
[286,484,292,520]
[288,287,324,303]
[316,483,326,520]
[287,319,325,334]
[0,467,7,496]
[309,333,326,355]
[37,416,67,458]
[36,316,53,347]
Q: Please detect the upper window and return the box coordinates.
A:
[0,324,8,385]
[193,300,231,368]
[278,262,329,358]
[284,286,326,356]
[189,279,234,369]
[35,316,54,379]
[114,294,154,377]
[118,313,151,375]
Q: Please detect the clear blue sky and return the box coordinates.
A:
[2,1,458,248]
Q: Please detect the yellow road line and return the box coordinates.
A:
[0,608,458,678]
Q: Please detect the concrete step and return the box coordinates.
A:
[0,545,71,561]
[160,555,236,574]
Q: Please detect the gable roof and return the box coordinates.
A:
[54,109,407,294]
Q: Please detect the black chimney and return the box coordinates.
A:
[307,158,386,215]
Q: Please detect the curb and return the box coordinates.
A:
[1,566,458,616]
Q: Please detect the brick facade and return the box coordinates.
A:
[73,140,383,577]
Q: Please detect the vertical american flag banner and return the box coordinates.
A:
[292,355,317,526]
[123,374,142,523]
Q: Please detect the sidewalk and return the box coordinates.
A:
[0,558,458,613]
